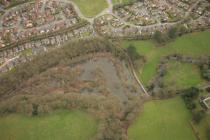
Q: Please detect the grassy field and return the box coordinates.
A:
[112,0,135,5]
[0,0,33,9]
[0,110,98,140]
[163,61,203,90]
[128,97,196,140]
[123,30,210,86]
[72,0,108,17]
[206,99,210,104]
[196,115,210,140]
[193,94,210,140]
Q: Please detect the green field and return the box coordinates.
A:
[0,0,32,8]
[123,30,210,86]
[163,61,203,90]
[0,110,98,140]
[196,115,210,140]
[128,97,196,140]
[206,99,210,104]
[72,0,108,17]
[112,0,135,5]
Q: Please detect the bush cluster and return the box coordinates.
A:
[181,87,205,124]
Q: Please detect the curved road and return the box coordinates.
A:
[64,0,201,30]
[0,0,201,32]
[0,0,203,95]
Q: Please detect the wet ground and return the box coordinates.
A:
[71,55,143,101]
[4,54,143,103]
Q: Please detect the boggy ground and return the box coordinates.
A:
[1,53,143,103]
[73,53,143,101]
[0,38,146,140]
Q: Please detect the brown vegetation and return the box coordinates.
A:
[0,38,145,140]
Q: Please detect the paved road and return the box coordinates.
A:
[0,0,203,95]
[0,0,201,31]
[63,0,201,31]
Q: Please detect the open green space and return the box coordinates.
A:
[193,93,210,140]
[0,110,98,140]
[72,0,108,17]
[196,115,210,140]
[123,30,210,86]
[112,0,135,5]
[128,97,196,140]
[163,61,203,90]
[206,99,210,104]
[21,48,33,55]
[0,0,33,9]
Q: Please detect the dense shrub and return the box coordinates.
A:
[199,60,210,81]
[127,44,145,69]
[168,27,178,39]
[181,87,199,110]
[192,110,205,124]
[127,44,141,60]
[182,87,199,99]
[32,104,39,116]
[153,31,168,44]
[206,87,210,93]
